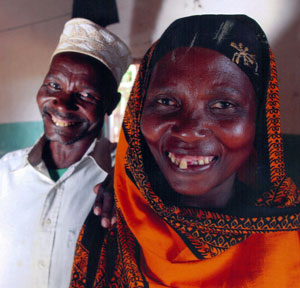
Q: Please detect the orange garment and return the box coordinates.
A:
[106,130,300,288]
[70,15,300,288]
[141,231,300,287]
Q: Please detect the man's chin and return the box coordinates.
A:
[44,128,101,146]
[44,131,86,145]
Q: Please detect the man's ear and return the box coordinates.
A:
[106,92,121,116]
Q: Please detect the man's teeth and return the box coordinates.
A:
[51,115,75,127]
[168,152,214,169]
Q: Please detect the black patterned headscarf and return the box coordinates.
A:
[149,15,270,99]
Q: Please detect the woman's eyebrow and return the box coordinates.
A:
[149,80,189,92]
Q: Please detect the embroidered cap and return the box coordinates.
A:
[52,18,131,85]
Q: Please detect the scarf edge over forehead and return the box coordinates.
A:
[149,14,270,101]
[71,14,300,288]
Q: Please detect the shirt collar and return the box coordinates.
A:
[26,135,47,167]
[24,134,107,171]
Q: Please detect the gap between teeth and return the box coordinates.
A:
[168,152,214,169]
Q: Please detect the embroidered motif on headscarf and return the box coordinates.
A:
[231,42,258,74]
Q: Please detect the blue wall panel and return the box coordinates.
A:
[0,122,43,157]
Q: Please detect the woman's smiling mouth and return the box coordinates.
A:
[167,152,216,169]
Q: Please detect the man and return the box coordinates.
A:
[0,18,131,288]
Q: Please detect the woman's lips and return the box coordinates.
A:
[167,152,216,169]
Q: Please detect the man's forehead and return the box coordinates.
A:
[46,52,118,94]
[49,53,112,79]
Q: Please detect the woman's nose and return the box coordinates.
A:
[171,114,212,141]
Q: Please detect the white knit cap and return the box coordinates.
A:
[52,18,131,85]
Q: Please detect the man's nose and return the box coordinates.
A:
[53,92,78,111]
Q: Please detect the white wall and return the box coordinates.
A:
[0,0,72,123]
[0,0,299,133]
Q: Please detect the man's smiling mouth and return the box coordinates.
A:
[51,114,79,127]
[167,152,216,169]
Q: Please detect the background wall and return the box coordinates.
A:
[0,0,299,133]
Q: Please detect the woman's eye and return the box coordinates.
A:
[47,82,60,90]
[210,101,235,109]
[157,98,177,106]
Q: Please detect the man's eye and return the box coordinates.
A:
[79,92,98,101]
[210,101,235,109]
[79,92,90,98]
[47,82,60,90]
[78,92,100,103]
[157,98,177,106]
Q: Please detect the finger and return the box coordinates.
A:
[93,176,111,215]
[94,206,102,216]
[111,205,116,225]
[93,183,102,194]
[93,189,104,216]
[93,176,110,215]
[111,216,117,226]
[101,217,110,228]
[101,192,113,219]
[100,192,114,228]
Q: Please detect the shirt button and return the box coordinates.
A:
[38,260,46,269]
[45,218,52,225]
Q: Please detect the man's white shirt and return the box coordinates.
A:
[0,136,109,288]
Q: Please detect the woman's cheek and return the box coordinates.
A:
[141,113,167,142]
[218,119,256,149]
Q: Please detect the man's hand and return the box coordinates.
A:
[91,136,117,228]
[93,172,116,228]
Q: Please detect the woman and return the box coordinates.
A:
[71,15,300,287]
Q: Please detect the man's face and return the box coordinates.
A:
[141,47,256,207]
[37,52,117,145]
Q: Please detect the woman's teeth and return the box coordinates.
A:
[168,152,214,169]
[51,115,75,127]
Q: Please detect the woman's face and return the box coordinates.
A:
[140,47,256,207]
